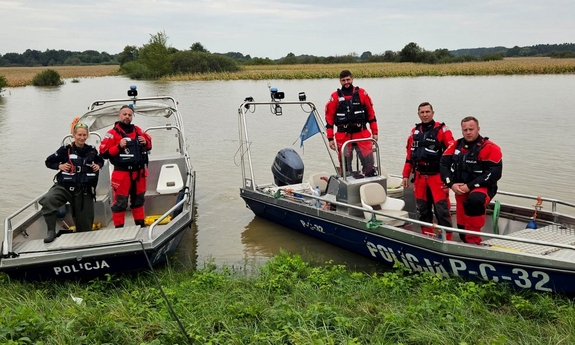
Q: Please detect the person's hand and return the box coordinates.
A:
[452,183,469,195]
[329,141,336,151]
[372,134,378,141]
[402,177,409,188]
[90,163,100,172]
[59,163,72,172]
[119,138,127,148]
[138,136,147,146]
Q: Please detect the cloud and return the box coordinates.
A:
[1,0,573,58]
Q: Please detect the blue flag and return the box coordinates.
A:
[299,112,321,147]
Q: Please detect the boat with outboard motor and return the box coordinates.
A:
[236,88,575,294]
[1,86,196,280]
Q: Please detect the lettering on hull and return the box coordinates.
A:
[53,260,110,275]
[365,241,552,292]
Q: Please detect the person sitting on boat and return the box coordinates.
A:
[402,102,455,239]
[440,116,502,244]
[39,121,104,243]
[99,105,152,228]
[325,69,378,177]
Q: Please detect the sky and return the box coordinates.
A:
[1,0,574,59]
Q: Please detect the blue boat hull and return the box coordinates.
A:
[243,194,575,294]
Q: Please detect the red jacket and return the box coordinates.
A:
[324,86,377,140]
[99,122,152,162]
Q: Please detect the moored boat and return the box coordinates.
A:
[236,88,575,294]
[1,86,196,280]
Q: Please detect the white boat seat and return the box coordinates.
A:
[379,166,404,198]
[360,183,409,227]
[308,171,330,194]
[156,164,184,194]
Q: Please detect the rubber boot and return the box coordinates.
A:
[135,220,146,228]
[115,224,124,229]
[44,229,56,243]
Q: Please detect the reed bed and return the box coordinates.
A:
[0,65,120,87]
[2,57,574,87]
[164,57,575,81]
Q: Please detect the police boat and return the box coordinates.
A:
[1,86,196,280]
[235,88,575,294]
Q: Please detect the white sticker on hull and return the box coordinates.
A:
[365,241,552,292]
[53,260,110,275]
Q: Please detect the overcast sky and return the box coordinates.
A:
[1,0,573,59]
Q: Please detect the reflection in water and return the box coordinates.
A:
[241,216,387,274]
[175,202,199,268]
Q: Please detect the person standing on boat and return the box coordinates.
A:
[325,70,378,177]
[99,105,152,228]
[39,122,104,243]
[402,102,455,239]
[440,116,502,245]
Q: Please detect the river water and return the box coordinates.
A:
[0,75,573,272]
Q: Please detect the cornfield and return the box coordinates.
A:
[165,57,575,81]
[2,57,575,87]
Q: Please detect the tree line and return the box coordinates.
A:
[1,34,574,74]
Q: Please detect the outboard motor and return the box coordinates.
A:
[271,148,304,186]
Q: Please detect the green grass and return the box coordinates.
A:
[1,253,574,344]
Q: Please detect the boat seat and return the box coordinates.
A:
[379,166,404,198]
[156,164,184,194]
[308,171,330,194]
[359,183,409,227]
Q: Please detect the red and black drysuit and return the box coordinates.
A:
[440,136,502,244]
[100,121,152,228]
[402,121,455,239]
[325,85,378,176]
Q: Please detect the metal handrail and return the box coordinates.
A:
[273,190,575,252]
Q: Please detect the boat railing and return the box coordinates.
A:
[237,99,337,191]
[495,190,575,213]
[145,125,186,156]
[89,96,178,111]
[340,138,381,180]
[60,132,103,146]
[2,195,45,256]
[302,193,575,252]
[147,186,190,240]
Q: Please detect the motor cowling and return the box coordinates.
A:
[271,148,304,186]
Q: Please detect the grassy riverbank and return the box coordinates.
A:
[1,253,573,344]
[2,57,575,87]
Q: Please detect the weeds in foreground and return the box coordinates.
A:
[0,253,574,344]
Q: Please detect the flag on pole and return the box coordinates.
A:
[298,112,321,148]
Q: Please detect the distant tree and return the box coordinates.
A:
[399,42,423,62]
[138,31,172,78]
[117,45,138,66]
[360,51,372,61]
[382,50,398,62]
[22,49,42,66]
[434,48,453,63]
[190,42,209,53]
[281,52,298,64]
[171,51,239,73]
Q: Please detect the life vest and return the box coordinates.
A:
[334,87,367,132]
[451,137,488,182]
[109,125,149,170]
[411,122,446,163]
[56,144,99,188]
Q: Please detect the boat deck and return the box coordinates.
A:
[12,226,141,253]
[484,225,575,259]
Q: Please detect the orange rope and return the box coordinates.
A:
[532,196,543,220]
